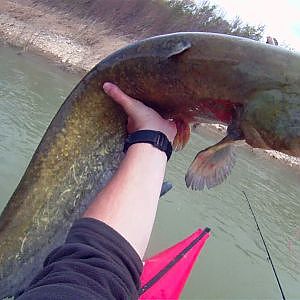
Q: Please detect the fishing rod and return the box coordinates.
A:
[242,191,287,300]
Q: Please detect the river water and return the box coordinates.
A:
[0,45,299,299]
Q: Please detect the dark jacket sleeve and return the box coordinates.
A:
[16,218,143,300]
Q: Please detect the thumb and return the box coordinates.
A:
[103,82,141,117]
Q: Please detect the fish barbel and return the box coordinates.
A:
[0,32,299,297]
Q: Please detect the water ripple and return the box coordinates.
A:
[0,46,79,211]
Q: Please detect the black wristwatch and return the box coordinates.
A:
[123,130,173,161]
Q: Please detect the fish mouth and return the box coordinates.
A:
[242,123,300,157]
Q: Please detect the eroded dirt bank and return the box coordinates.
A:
[0,0,299,168]
[0,0,130,72]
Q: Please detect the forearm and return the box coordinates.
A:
[17,83,175,299]
[83,143,167,258]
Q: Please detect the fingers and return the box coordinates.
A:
[103,82,137,116]
[102,82,177,141]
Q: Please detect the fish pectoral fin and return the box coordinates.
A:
[173,119,191,151]
[166,41,191,59]
[160,181,173,198]
[185,138,236,191]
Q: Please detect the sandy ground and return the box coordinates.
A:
[0,0,299,168]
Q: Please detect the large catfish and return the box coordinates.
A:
[0,32,299,298]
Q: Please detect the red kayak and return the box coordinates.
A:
[139,227,210,299]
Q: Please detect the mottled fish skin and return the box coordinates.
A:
[0,32,299,298]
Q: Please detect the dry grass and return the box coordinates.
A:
[31,0,264,41]
[0,0,265,72]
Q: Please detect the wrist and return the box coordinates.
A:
[127,142,167,160]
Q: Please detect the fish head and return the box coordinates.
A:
[241,89,300,157]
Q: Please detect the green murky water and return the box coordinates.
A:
[0,45,299,299]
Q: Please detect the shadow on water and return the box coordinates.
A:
[0,45,299,299]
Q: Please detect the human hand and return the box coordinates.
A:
[103,82,177,142]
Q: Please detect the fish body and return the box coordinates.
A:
[0,32,300,298]
[100,32,300,156]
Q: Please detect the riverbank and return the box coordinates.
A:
[0,0,130,73]
[0,0,299,168]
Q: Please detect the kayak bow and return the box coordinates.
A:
[140,227,210,299]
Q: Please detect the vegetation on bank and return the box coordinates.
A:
[33,0,264,43]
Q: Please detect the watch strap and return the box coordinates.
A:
[123,130,173,161]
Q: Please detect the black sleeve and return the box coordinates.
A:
[16,218,143,300]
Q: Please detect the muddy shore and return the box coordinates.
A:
[1,0,299,168]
